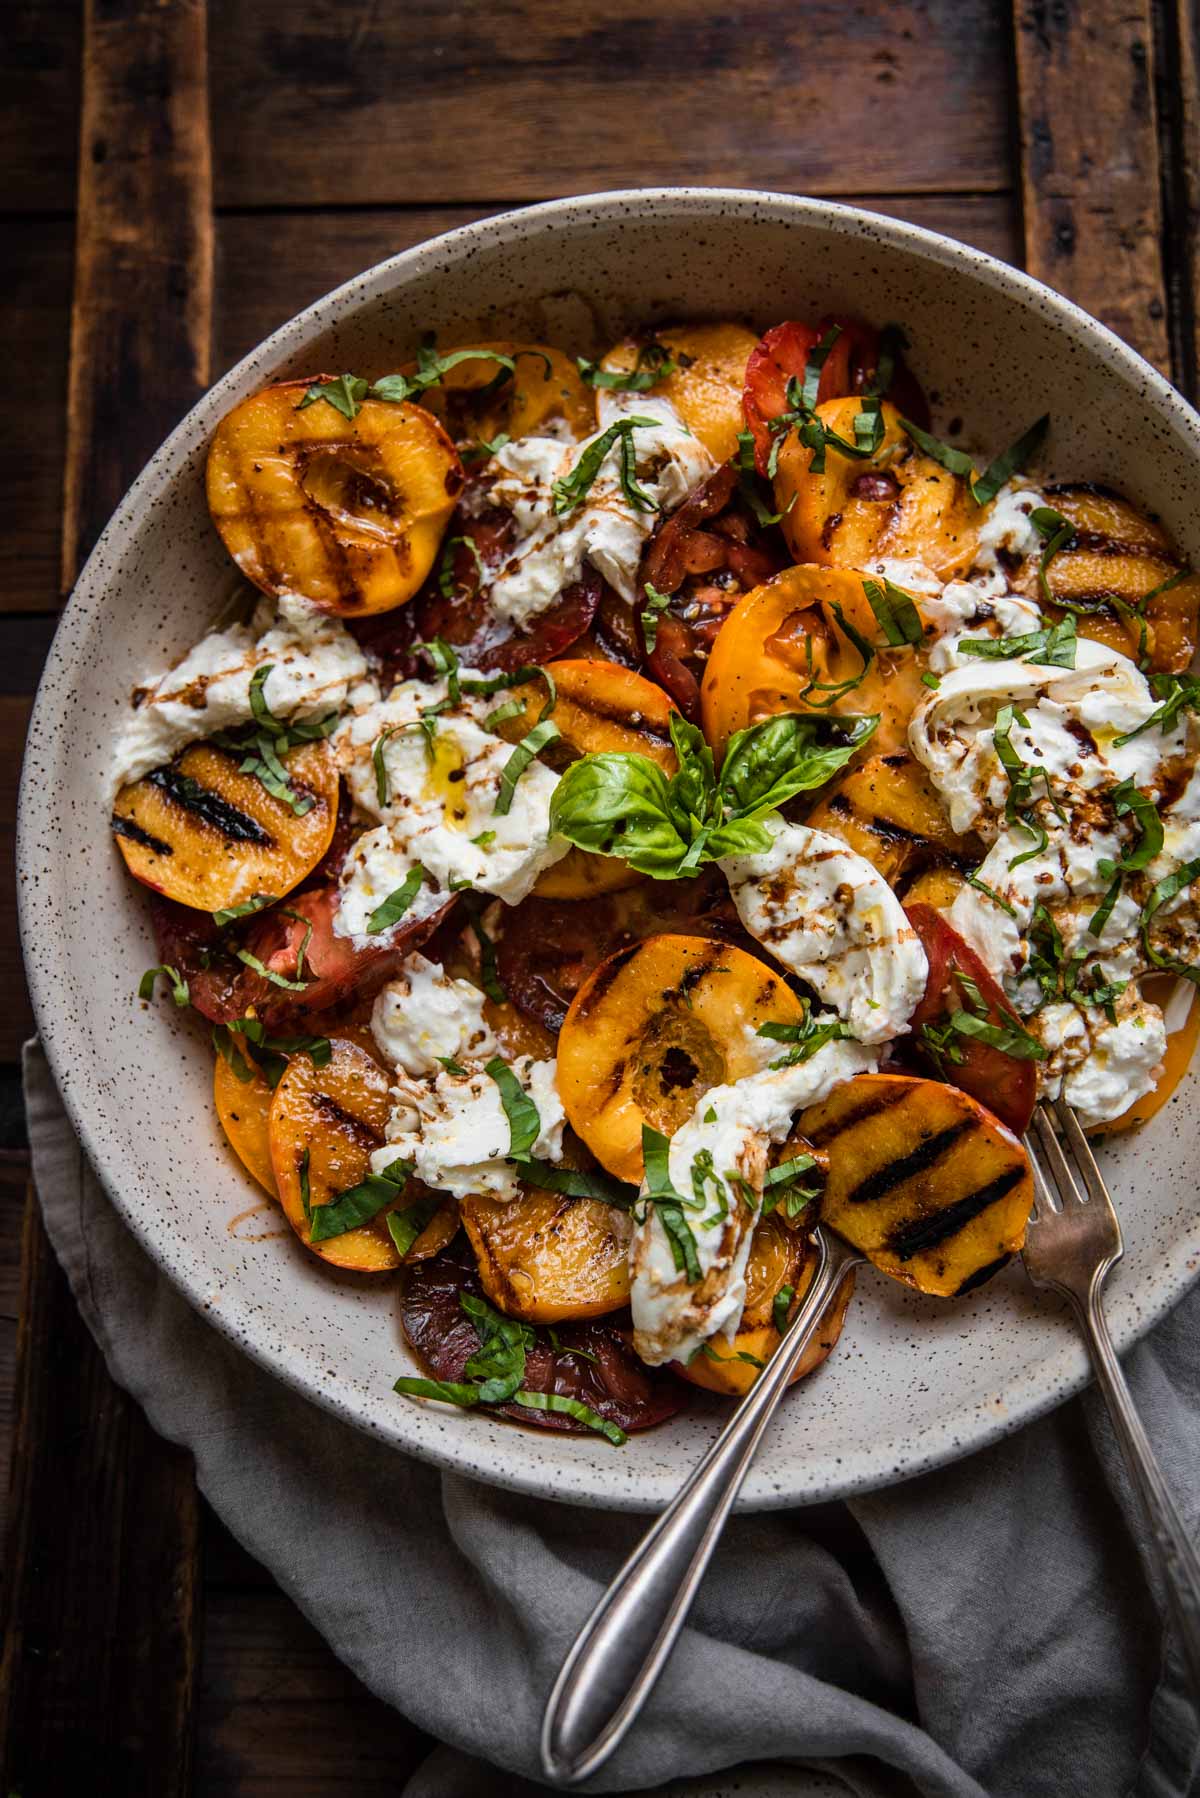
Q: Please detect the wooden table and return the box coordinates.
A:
[1,2,1196,1788]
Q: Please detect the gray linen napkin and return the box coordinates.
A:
[23,1040,1200,1796]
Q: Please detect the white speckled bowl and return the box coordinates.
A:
[19,190,1200,1511]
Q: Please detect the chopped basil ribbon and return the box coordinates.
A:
[385,1196,443,1258]
[460,894,505,1003]
[1086,777,1164,937]
[294,373,369,419]
[921,672,941,690]
[640,1124,702,1283]
[511,1390,627,1446]
[234,946,308,991]
[366,863,429,935]
[299,1149,311,1219]
[551,417,662,516]
[692,1341,766,1370]
[760,1153,819,1220]
[945,1009,1046,1061]
[861,577,924,648]
[419,636,463,706]
[757,1006,852,1069]
[296,348,554,421]
[863,323,907,398]
[460,432,511,463]
[521,1161,640,1206]
[900,414,1049,506]
[772,1284,797,1336]
[959,613,1078,669]
[1140,858,1200,982]
[372,726,403,807]
[764,328,881,477]
[966,872,1019,918]
[438,533,484,601]
[483,698,525,730]
[138,964,189,1007]
[308,1157,412,1242]
[494,718,561,816]
[992,703,1049,871]
[209,665,339,818]
[640,582,673,654]
[212,893,275,927]
[576,342,678,391]
[549,709,878,881]
[1030,506,1075,605]
[1114,668,1200,745]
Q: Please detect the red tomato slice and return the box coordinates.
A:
[905,902,1037,1136]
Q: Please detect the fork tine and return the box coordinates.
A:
[1052,1099,1113,1208]
[1029,1103,1089,1208]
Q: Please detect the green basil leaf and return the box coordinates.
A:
[862,577,924,648]
[772,1283,796,1337]
[294,374,370,419]
[958,614,1078,669]
[211,894,275,927]
[486,1057,541,1161]
[309,1158,411,1241]
[494,718,561,816]
[641,1123,701,1282]
[393,1376,482,1407]
[461,894,506,1003]
[520,1159,640,1207]
[235,947,308,992]
[970,414,1049,505]
[717,711,879,820]
[549,753,689,878]
[512,1389,627,1445]
[138,964,190,1007]
[576,342,677,392]
[947,1009,1046,1061]
[551,417,660,515]
[385,1197,443,1259]
[640,582,673,654]
[1140,857,1200,981]
[369,347,517,407]
[366,863,428,935]
[900,416,975,479]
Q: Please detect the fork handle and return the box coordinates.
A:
[1072,1271,1200,1698]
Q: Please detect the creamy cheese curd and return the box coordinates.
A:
[630,1038,879,1366]
[972,482,1045,571]
[371,1055,564,1202]
[333,676,569,940]
[1028,991,1166,1125]
[370,954,496,1077]
[111,592,369,791]
[482,392,713,626]
[721,821,928,1043]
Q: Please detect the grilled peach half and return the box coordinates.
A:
[1015,483,1200,673]
[700,563,929,757]
[270,1032,456,1272]
[798,1073,1033,1298]
[206,380,463,614]
[774,398,978,580]
[599,322,760,463]
[675,1215,855,1398]
[112,738,338,912]
[493,659,677,898]
[214,1052,278,1196]
[557,933,806,1183]
[461,1178,632,1323]
[805,751,972,885]
[416,340,594,443]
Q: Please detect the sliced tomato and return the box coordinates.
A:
[742,315,930,475]
[401,1238,684,1436]
[635,463,787,720]
[904,902,1037,1135]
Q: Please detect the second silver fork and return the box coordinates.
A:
[1024,1099,1200,1698]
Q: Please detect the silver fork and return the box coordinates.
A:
[1024,1098,1200,1695]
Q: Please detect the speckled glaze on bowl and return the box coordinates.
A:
[18,190,1200,1512]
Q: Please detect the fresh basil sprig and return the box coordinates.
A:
[367,863,429,936]
[1140,858,1200,982]
[1030,506,1075,605]
[295,345,543,420]
[1114,667,1200,745]
[138,964,189,1007]
[549,709,879,880]
[640,1124,701,1283]
[764,327,882,477]
[640,582,673,654]
[757,1003,853,1068]
[959,614,1077,669]
[216,1015,332,1089]
[861,577,924,648]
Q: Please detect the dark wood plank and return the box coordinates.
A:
[0,1191,201,1794]
[62,0,214,585]
[1160,0,1200,398]
[196,1584,431,1794]
[0,0,83,212]
[0,699,35,1063]
[209,0,1014,208]
[1,222,74,613]
[1012,0,1171,370]
[213,192,1020,380]
[0,2,213,1790]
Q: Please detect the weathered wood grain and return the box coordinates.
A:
[1164,0,1200,397]
[62,0,214,585]
[209,0,1014,207]
[1013,0,1171,371]
[1,2,214,1790]
[0,1190,201,1795]
[2,223,74,612]
[196,1583,432,1793]
[0,0,83,212]
[0,699,35,1063]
